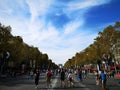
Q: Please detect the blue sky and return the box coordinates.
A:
[0,0,120,64]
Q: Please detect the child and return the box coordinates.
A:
[95,71,100,85]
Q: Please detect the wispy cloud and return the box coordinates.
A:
[64,21,83,35]
[26,0,53,21]
[0,0,112,64]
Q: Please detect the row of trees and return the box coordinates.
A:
[0,23,58,72]
[64,22,120,68]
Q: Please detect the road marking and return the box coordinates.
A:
[51,78,58,88]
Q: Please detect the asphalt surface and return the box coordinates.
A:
[0,73,120,90]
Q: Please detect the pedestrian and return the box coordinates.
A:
[117,71,120,85]
[78,69,83,84]
[84,69,88,79]
[111,70,115,78]
[34,69,40,88]
[46,69,52,89]
[67,71,74,87]
[60,69,65,87]
[95,70,100,85]
[100,70,107,90]
[29,69,34,80]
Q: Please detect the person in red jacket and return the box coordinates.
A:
[46,69,52,88]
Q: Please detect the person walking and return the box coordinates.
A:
[34,69,40,88]
[95,70,100,85]
[117,71,120,85]
[29,69,34,80]
[67,71,74,87]
[78,69,83,84]
[100,70,107,90]
[60,69,65,87]
[46,69,52,89]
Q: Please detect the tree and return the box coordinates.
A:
[0,22,58,71]
[64,21,120,68]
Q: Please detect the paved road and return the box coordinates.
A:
[0,73,120,90]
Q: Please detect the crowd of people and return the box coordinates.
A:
[28,68,84,89]
[29,67,120,89]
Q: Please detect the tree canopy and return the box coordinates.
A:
[64,21,120,68]
[0,22,58,70]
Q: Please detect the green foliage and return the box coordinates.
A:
[64,21,120,68]
[0,22,58,69]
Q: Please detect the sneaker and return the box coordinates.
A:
[35,85,38,88]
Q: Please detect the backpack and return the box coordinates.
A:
[47,71,52,78]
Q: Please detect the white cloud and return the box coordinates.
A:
[64,0,111,18]
[64,21,83,35]
[67,0,111,11]
[26,0,53,21]
[0,0,111,64]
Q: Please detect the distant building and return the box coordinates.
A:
[58,64,63,68]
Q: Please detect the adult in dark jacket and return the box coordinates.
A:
[35,69,40,88]
[60,69,65,87]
